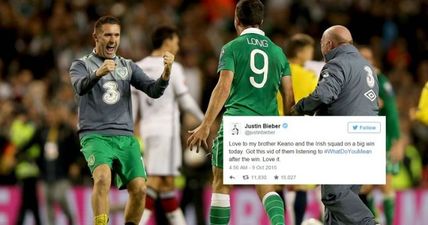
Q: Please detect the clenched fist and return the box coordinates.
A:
[96,59,116,77]
[162,51,175,80]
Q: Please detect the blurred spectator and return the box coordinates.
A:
[12,107,42,225]
[0,132,16,184]
[0,1,19,76]
[18,103,81,225]
[392,144,423,190]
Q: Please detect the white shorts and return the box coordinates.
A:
[143,135,182,176]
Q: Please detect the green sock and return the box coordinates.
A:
[383,197,395,225]
[263,192,285,225]
[210,206,231,225]
[210,193,230,225]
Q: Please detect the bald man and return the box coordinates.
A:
[291,26,379,225]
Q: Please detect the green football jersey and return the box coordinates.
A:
[217,28,290,116]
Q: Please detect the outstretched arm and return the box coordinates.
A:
[292,62,344,115]
[187,70,233,152]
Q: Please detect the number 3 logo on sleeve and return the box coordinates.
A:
[364,66,375,88]
[249,49,269,88]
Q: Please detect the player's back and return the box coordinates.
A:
[219,28,290,116]
[320,45,379,116]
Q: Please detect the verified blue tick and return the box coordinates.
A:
[282,123,288,129]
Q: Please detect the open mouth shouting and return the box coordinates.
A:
[106,44,116,56]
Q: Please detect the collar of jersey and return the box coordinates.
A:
[240,28,265,36]
[325,44,356,61]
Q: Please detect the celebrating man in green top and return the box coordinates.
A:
[187,0,293,224]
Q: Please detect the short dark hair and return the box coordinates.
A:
[151,26,178,50]
[236,0,264,27]
[285,34,315,58]
[94,16,120,33]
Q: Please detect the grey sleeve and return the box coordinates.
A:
[130,62,169,99]
[69,60,101,96]
[294,62,344,114]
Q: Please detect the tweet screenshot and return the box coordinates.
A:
[223,116,386,185]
